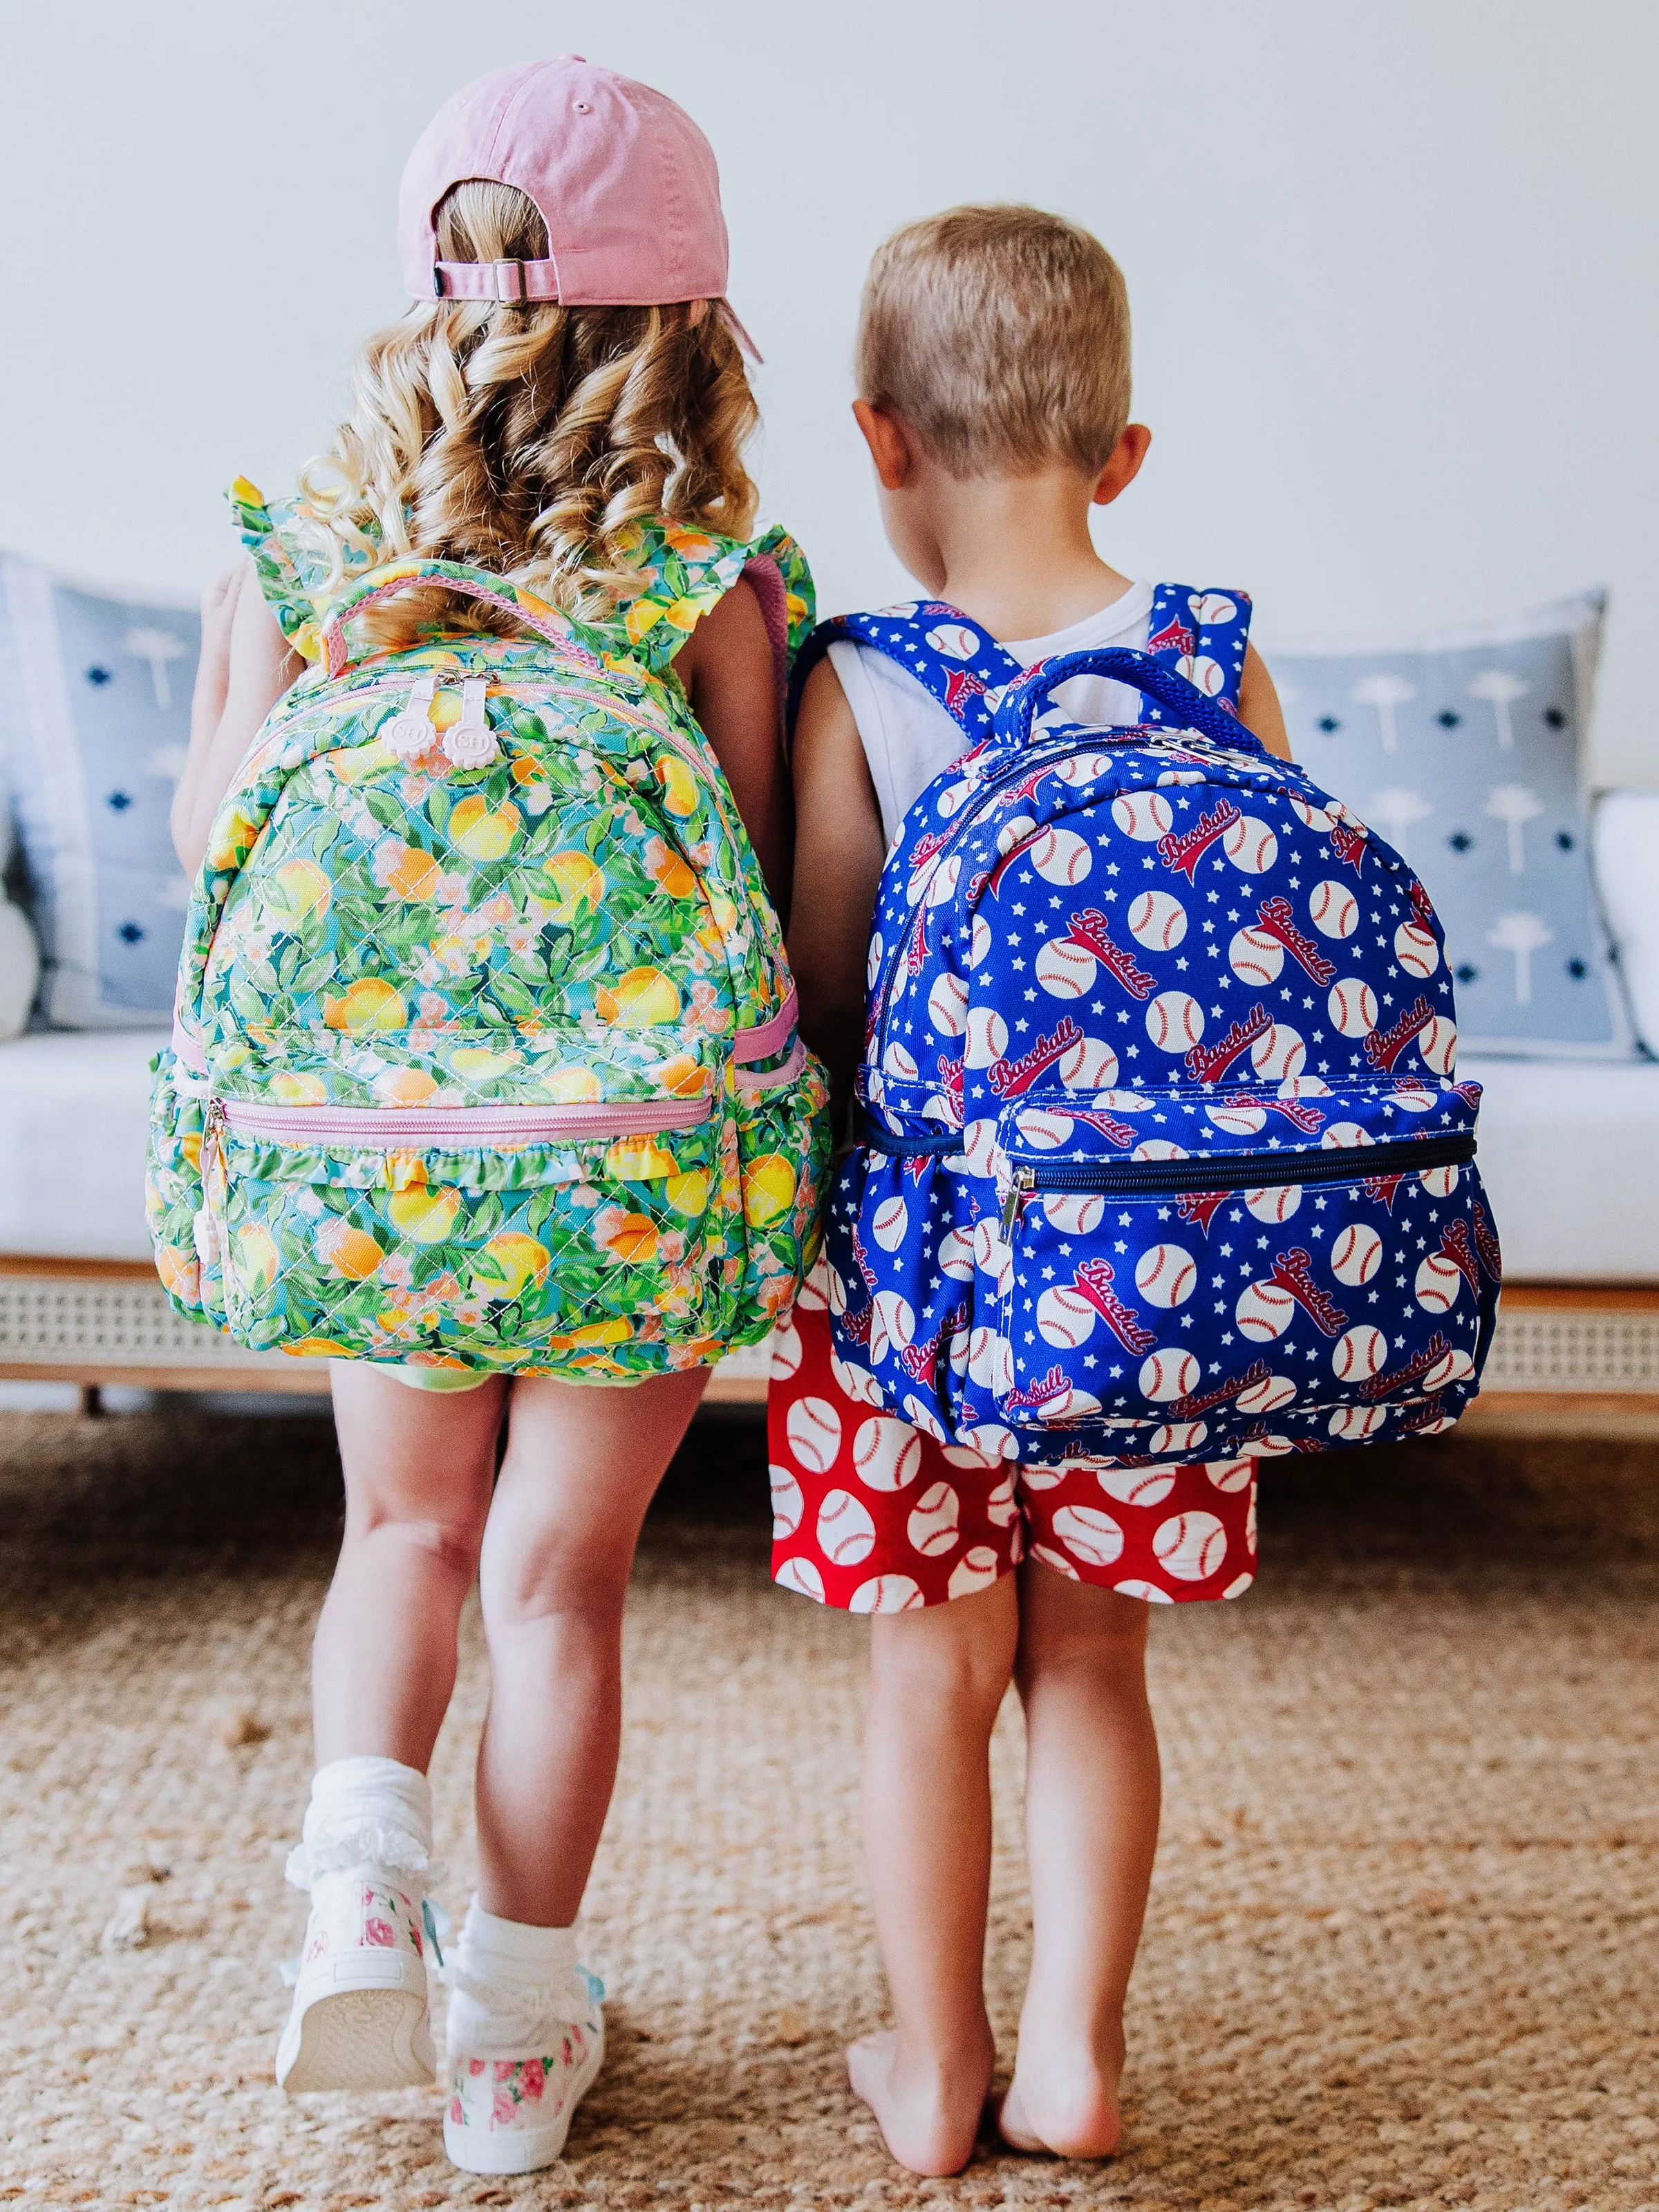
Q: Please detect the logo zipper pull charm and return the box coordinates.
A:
[1000,1165,1035,1237]
[442,676,498,769]
[384,675,438,762]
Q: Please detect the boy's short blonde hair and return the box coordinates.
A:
[856,205,1132,480]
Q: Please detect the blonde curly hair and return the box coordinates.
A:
[297,180,760,645]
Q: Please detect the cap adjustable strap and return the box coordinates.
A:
[433,258,562,303]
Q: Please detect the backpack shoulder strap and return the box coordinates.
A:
[789,602,1025,742]
[1141,583,1254,724]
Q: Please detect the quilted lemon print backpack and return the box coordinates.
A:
[147,484,830,1382]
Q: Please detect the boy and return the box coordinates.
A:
[777,205,1291,2176]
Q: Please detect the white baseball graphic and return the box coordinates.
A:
[1095,1463,1177,1507]
[935,778,971,819]
[796,1253,830,1311]
[1058,1033,1119,1089]
[967,1329,1013,1392]
[1111,790,1174,842]
[1176,653,1226,697]
[994,814,1037,857]
[984,1472,1020,1526]
[926,622,980,659]
[1031,1542,1081,1582]
[1013,1107,1075,1152]
[1309,879,1359,939]
[967,914,993,968]
[1208,1100,1267,1136]
[1327,978,1379,1037]
[1414,1253,1463,1311]
[1051,1503,1126,1569]
[960,1422,1015,1463]
[1138,1349,1199,1401]
[769,1320,803,1380]
[1236,1281,1296,1341]
[1391,1082,1434,1113]
[1289,796,1335,832]
[1146,991,1204,1052]
[1424,1345,1475,1390]
[1395,920,1439,977]
[1131,1139,1190,1163]
[847,1574,924,1615]
[1331,1324,1389,1382]
[775,1555,825,1602]
[948,1548,1002,1601]
[869,1289,917,1360]
[1320,1121,1374,1149]
[1112,1578,1174,1602]
[1235,1373,1297,1414]
[769,1463,804,1539]
[1148,1420,1210,1456]
[928,971,968,1037]
[1250,1022,1306,1078]
[1419,1163,1460,1198]
[903,1393,948,1443]
[1043,1192,1105,1235]
[959,1118,1000,1179]
[1245,1183,1301,1222]
[1035,937,1098,999]
[907,1481,962,1557]
[831,1350,883,1405]
[865,932,884,988]
[1278,1074,1332,1098]
[1417,1017,1457,1075]
[1329,1404,1388,1441]
[1038,1286,1098,1349]
[1153,1510,1228,1582]
[786,1395,842,1474]
[1029,825,1092,886]
[1222,815,1278,874]
[937,1225,975,1280]
[1128,889,1188,950]
[1135,1243,1197,1308]
[972,1217,1012,1295]
[1330,1221,1383,1285]
[1204,1457,1254,1493]
[817,1488,877,1566]
[1188,592,1238,626]
[871,1195,909,1252]
[883,1040,919,1080]
[964,1005,1009,1067]
[924,854,961,909]
[1229,926,1284,985]
[853,1415,924,1493]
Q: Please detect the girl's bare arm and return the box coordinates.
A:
[786,656,886,1140]
[172,557,303,874]
[1238,642,1291,760]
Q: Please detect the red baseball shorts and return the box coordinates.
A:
[768,1300,1257,1613]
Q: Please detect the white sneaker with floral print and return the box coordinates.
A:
[443,1965,606,2175]
[276,1870,437,2093]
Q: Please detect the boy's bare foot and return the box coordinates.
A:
[847,2026,995,2177]
[997,2040,1122,2159]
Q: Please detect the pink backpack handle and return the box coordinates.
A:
[320,558,585,677]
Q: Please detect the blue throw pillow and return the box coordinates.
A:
[0,553,197,1027]
[1269,592,1634,1058]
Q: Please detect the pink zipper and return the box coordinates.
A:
[212,1094,711,1145]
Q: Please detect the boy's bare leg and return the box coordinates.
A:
[1000,1568,1159,2158]
[850,1576,1019,2176]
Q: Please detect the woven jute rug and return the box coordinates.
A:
[2,1403,1657,2212]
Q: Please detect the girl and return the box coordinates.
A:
[173,59,815,2178]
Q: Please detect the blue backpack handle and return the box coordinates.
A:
[992,646,1264,755]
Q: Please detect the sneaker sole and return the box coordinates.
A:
[443,2025,604,2175]
[279,1984,435,2094]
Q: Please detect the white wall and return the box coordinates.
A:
[1,0,1653,782]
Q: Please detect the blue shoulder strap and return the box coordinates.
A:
[1140,583,1253,724]
[788,601,1024,742]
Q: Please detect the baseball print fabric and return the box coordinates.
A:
[1271,592,1634,1060]
[814,589,1501,1483]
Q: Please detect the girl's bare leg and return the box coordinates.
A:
[850,1576,1020,2176]
[471,1367,707,1927]
[999,1568,1159,2158]
[312,1367,507,1768]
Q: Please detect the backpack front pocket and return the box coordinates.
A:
[993,1095,1497,1463]
[202,1091,727,1378]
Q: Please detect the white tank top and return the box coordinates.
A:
[827,580,1155,847]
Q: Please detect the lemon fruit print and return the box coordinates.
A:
[147,492,830,1382]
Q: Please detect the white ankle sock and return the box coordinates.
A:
[284,1755,435,1892]
[447,1898,579,2050]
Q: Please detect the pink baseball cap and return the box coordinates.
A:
[397,56,759,356]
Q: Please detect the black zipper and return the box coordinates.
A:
[1001,1130,1475,1231]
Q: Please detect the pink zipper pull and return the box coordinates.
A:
[384,676,439,762]
[442,677,498,769]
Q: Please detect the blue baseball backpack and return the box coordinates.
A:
[808,585,1501,1472]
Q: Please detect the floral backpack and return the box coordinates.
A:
[147,483,830,1382]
